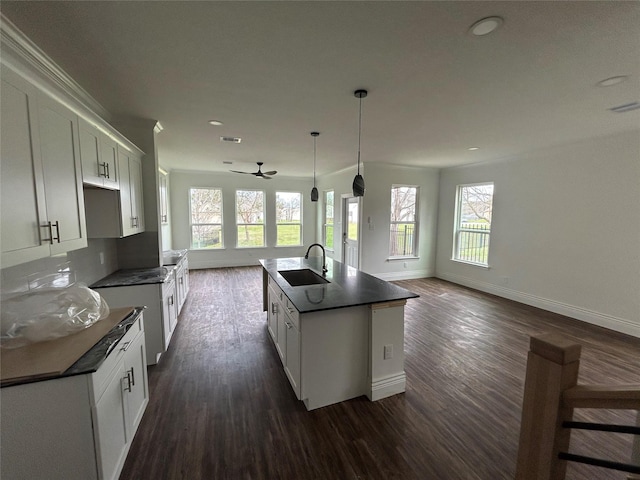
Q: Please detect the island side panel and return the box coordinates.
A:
[368,301,407,401]
[262,267,268,312]
[300,306,369,411]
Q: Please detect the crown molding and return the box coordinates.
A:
[0,13,111,121]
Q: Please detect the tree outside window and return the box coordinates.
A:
[454,183,494,265]
[190,188,223,249]
[236,190,264,247]
[390,186,418,257]
[276,191,302,246]
[323,191,334,249]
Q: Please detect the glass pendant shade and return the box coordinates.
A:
[352,174,365,197]
[311,187,319,202]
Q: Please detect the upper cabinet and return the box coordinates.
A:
[119,147,145,236]
[1,68,87,268]
[78,118,119,190]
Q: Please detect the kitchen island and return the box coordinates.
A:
[260,256,418,410]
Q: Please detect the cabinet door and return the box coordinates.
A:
[162,279,177,348]
[37,94,87,255]
[123,332,148,439]
[284,317,301,398]
[118,147,135,236]
[275,299,286,363]
[0,69,49,268]
[129,153,144,232]
[100,134,119,190]
[93,362,128,480]
[266,286,278,341]
[159,172,168,224]
[78,118,103,187]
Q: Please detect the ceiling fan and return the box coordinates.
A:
[230,162,277,179]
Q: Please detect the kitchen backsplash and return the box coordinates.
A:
[1,239,119,299]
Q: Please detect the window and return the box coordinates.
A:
[190,188,223,249]
[236,190,265,247]
[454,183,494,265]
[276,191,302,246]
[323,190,334,249]
[390,186,418,257]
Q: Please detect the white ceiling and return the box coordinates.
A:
[1,1,638,177]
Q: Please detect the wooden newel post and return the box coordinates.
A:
[515,334,582,480]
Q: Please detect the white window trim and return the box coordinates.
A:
[389,184,419,258]
[323,190,335,251]
[235,189,265,248]
[275,190,303,247]
[189,187,224,250]
[452,182,494,266]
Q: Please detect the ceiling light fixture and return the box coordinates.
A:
[597,76,628,87]
[468,147,479,151]
[310,131,319,202]
[469,16,503,36]
[352,89,367,197]
[209,120,224,126]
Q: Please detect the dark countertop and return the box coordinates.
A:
[2,308,144,388]
[260,257,418,314]
[90,267,174,288]
[163,249,188,266]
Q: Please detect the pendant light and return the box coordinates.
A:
[352,89,367,197]
[310,131,319,202]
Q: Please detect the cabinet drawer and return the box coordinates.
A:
[284,299,299,329]
[91,316,142,402]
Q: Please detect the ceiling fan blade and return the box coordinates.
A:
[261,175,272,179]
[230,170,252,174]
[263,170,277,176]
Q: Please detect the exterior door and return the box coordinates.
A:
[342,196,360,269]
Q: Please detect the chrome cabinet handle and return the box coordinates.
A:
[128,367,135,386]
[119,341,131,352]
[52,221,60,243]
[285,322,293,329]
[123,372,132,392]
[99,162,108,178]
[41,221,54,244]
[131,216,139,228]
[106,162,110,179]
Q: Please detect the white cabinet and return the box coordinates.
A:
[84,147,145,238]
[162,274,178,348]
[175,258,189,313]
[118,147,145,236]
[267,277,300,397]
[0,313,148,480]
[159,171,168,224]
[1,68,87,268]
[79,117,119,189]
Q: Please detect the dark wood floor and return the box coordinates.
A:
[120,267,639,480]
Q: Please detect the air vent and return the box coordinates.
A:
[220,136,242,143]
[610,102,640,113]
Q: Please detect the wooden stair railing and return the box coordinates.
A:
[515,333,640,480]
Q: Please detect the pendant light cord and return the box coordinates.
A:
[313,135,317,187]
[357,96,362,175]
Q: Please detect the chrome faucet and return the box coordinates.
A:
[304,243,328,275]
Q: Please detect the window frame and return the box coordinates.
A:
[453,182,494,267]
[189,187,224,250]
[275,190,303,247]
[235,189,266,248]
[389,185,419,258]
[323,190,334,251]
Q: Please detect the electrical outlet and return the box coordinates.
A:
[99,252,105,265]
[384,344,393,359]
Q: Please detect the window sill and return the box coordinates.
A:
[190,247,225,251]
[387,256,419,262]
[236,246,268,249]
[451,258,490,269]
[275,245,303,248]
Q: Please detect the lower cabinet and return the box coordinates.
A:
[0,313,148,480]
[162,274,178,348]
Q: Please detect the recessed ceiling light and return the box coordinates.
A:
[468,147,479,151]
[597,76,628,87]
[469,16,503,36]
[208,120,224,126]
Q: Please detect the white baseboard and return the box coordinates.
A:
[374,269,434,281]
[368,372,406,401]
[189,258,261,269]
[436,272,640,338]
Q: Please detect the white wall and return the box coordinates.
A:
[170,170,315,268]
[435,130,640,337]
[315,163,439,280]
[359,163,439,280]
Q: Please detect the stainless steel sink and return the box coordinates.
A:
[278,269,330,287]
